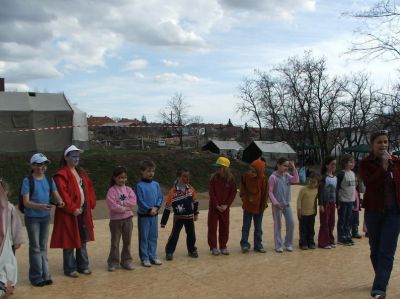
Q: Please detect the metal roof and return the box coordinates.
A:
[253,141,296,154]
[209,140,243,150]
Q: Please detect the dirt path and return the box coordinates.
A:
[13,186,400,298]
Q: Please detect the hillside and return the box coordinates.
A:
[0,148,250,204]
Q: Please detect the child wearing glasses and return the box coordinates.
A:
[268,158,299,253]
[21,153,64,287]
[336,154,357,246]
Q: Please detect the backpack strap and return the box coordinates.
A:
[28,175,35,197]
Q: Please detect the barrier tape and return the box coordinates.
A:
[0,124,185,134]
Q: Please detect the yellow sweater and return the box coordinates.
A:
[297,186,318,216]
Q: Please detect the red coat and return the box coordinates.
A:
[359,154,400,212]
[208,174,237,210]
[50,166,96,249]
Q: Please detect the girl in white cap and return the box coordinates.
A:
[21,153,64,287]
[207,157,237,256]
[50,145,96,278]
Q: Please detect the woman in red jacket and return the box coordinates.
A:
[50,145,96,278]
[359,131,400,299]
[208,157,237,256]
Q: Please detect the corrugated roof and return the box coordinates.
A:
[0,92,71,111]
[253,141,296,154]
[210,140,243,150]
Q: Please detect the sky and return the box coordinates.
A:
[1,0,399,125]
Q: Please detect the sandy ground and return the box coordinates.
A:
[12,186,400,299]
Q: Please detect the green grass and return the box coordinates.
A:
[0,148,249,204]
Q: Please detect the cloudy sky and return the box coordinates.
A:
[0,0,398,125]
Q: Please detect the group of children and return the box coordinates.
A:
[0,151,362,297]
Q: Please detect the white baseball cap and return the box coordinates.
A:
[64,145,83,157]
[30,153,50,164]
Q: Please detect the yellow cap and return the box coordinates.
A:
[213,156,231,168]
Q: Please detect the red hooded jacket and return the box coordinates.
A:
[50,166,96,249]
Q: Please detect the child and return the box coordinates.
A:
[21,153,64,286]
[297,172,321,250]
[269,158,299,253]
[0,178,21,297]
[208,157,237,256]
[240,159,269,253]
[317,156,337,249]
[336,154,357,246]
[135,160,163,267]
[106,166,137,271]
[161,168,199,260]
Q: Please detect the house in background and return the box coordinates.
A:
[242,140,297,165]
[201,140,243,158]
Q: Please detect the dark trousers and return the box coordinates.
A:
[299,215,316,247]
[318,202,336,247]
[352,210,360,236]
[208,208,230,250]
[240,211,264,250]
[165,217,196,254]
[337,201,353,242]
[108,217,133,267]
[365,209,400,297]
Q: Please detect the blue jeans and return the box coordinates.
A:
[138,215,158,262]
[25,216,51,284]
[337,201,353,242]
[63,243,89,274]
[365,209,400,297]
[240,211,264,250]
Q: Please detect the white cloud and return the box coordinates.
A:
[5,83,30,92]
[154,72,202,83]
[134,72,146,79]
[162,59,179,67]
[124,59,148,71]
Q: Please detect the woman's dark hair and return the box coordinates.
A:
[109,166,128,187]
[340,154,354,169]
[274,157,288,170]
[320,156,336,175]
[369,130,389,144]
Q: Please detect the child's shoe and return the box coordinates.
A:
[211,248,220,256]
[285,246,293,252]
[352,233,362,239]
[166,253,173,261]
[188,251,199,258]
[121,263,134,270]
[241,246,250,253]
[151,259,163,265]
[330,243,336,248]
[108,265,117,272]
[322,245,332,249]
[142,260,151,267]
[300,245,308,250]
[220,248,230,255]
[254,247,266,253]
[308,244,316,249]
[275,248,284,253]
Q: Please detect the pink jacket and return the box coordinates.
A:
[106,185,137,220]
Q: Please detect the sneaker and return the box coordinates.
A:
[108,265,117,272]
[275,248,284,253]
[78,269,92,275]
[211,248,220,256]
[241,246,250,253]
[121,263,134,270]
[352,233,362,239]
[254,248,266,253]
[322,245,332,249]
[188,251,199,258]
[300,245,308,250]
[151,259,163,265]
[330,243,336,248]
[286,246,293,252]
[374,295,385,299]
[32,281,46,287]
[338,240,352,246]
[220,248,230,255]
[308,244,316,249]
[66,271,79,278]
[44,279,53,285]
[142,260,151,267]
[166,253,173,261]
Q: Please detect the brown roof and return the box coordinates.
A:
[87,116,115,126]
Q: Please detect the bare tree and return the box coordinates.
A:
[236,77,264,140]
[347,0,400,60]
[160,93,193,149]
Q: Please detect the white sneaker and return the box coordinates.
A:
[151,259,163,265]
[142,260,151,267]
[275,248,284,253]
[286,246,293,252]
